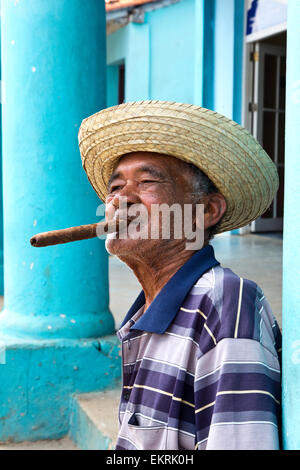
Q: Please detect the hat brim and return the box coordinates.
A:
[78,101,279,234]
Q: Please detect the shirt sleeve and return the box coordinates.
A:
[194,337,281,450]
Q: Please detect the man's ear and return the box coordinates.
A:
[204,193,227,230]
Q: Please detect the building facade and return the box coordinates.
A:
[106,0,286,234]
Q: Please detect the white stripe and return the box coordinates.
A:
[195,389,280,414]
[211,420,278,428]
[234,277,243,338]
[118,434,141,449]
[204,323,217,345]
[122,411,195,439]
[131,412,167,426]
[195,400,216,413]
[123,358,142,367]
[182,306,217,345]
[216,389,280,404]
[132,414,195,438]
[180,307,198,312]
[130,383,195,408]
[168,427,195,438]
[195,360,280,383]
[195,437,208,449]
[164,331,199,348]
[123,333,148,344]
[260,317,263,343]
[142,356,195,377]
[180,307,207,320]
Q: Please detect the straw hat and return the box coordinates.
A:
[78,100,279,233]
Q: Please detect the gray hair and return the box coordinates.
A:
[184,162,223,240]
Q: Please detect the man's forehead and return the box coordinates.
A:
[112,151,185,173]
[117,151,168,165]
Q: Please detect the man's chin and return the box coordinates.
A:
[105,236,145,256]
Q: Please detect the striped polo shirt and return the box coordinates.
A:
[115,244,282,450]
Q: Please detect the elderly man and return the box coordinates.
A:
[79,101,281,451]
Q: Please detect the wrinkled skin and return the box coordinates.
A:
[105,151,226,310]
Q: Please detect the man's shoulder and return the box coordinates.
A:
[183,265,281,357]
[189,264,260,309]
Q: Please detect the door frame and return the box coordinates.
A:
[242,21,286,232]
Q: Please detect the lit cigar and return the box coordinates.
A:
[30,219,127,248]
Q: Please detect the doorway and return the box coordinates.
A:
[245,32,286,232]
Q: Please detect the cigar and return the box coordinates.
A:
[30,219,126,247]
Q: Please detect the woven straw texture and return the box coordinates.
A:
[78,100,279,233]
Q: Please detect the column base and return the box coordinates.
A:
[0,308,115,340]
[0,334,121,442]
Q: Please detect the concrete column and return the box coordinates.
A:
[282,0,300,450]
[0,0,121,442]
[0,0,114,340]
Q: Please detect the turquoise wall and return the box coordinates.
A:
[282,0,300,450]
[146,0,195,102]
[107,23,150,104]
[107,0,199,105]
[106,0,245,122]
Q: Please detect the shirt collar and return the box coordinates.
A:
[119,244,220,335]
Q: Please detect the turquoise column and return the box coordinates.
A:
[0,0,120,442]
[193,0,204,106]
[214,0,235,118]
[213,0,244,121]
[202,0,215,110]
[233,0,244,125]
[282,0,300,450]
[0,20,3,296]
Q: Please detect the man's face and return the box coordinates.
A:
[104,152,194,257]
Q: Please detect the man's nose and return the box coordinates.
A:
[112,183,140,208]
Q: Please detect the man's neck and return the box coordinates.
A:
[119,240,207,311]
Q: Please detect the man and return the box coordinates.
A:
[79,101,281,450]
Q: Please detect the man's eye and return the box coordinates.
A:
[109,185,122,193]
